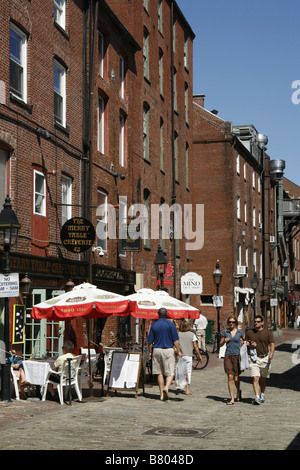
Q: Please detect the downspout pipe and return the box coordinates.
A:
[170,0,176,297]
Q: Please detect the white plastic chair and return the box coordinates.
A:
[11,367,20,400]
[103,347,123,384]
[41,355,82,405]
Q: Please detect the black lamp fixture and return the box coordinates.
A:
[0,195,21,401]
[154,245,168,290]
[251,271,258,291]
[20,273,32,301]
[213,260,222,352]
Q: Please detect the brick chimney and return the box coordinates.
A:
[193,94,205,107]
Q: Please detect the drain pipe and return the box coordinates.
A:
[170,0,176,297]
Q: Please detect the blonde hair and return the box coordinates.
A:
[179,319,191,332]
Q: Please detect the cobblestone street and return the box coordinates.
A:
[0,329,300,453]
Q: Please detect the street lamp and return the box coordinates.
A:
[251,271,258,327]
[213,260,222,352]
[154,245,168,291]
[0,196,21,401]
[20,273,32,301]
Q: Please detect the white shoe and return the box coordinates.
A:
[253,396,261,405]
[260,393,265,403]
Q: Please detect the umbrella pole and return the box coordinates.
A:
[87,319,93,397]
[142,319,145,396]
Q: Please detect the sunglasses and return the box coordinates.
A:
[228,321,236,324]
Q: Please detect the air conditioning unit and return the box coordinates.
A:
[237,265,248,276]
[270,236,275,243]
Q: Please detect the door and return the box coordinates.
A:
[23,289,65,359]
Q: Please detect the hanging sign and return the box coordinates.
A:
[13,304,25,344]
[181,272,203,294]
[0,273,19,298]
[60,217,95,253]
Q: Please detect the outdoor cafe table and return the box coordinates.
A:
[23,360,53,386]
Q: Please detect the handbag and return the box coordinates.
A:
[239,341,250,371]
[174,357,188,390]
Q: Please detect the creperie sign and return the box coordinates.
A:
[181,272,203,294]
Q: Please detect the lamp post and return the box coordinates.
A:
[251,271,258,327]
[20,273,32,302]
[0,196,21,401]
[213,260,222,353]
[154,245,168,291]
[290,280,295,328]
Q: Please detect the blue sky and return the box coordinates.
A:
[176,0,300,186]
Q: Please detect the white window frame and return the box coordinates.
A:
[54,0,66,30]
[158,0,163,33]
[61,174,72,225]
[143,190,150,247]
[244,201,247,224]
[33,170,46,217]
[10,23,27,102]
[54,60,66,127]
[97,190,107,252]
[143,27,149,80]
[236,154,240,174]
[160,118,164,171]
[237,196,241,220]
[253,206,256,228]
[98,32,104,78]
[185,82,189,123]
[97,96,105,154]
[143,103,150,161]
[119,113,125,167]
[252,169,256,189]
[184,34,188,69]
[159,48,163,96]
[120,56,125,99]
[243,160,247,180]
[119,198,127,257]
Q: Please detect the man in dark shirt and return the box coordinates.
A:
[147,308,182,401]
[246,315,275,405]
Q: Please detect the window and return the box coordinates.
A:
[160,197,165,251]
[172,17,176,53]
[54,60,66,127]
[237,244,241,267]
[252,169,256,189]
[243,160,247,180]
[237,196,241,219]
[143,189,150,247]
[253,249,257,273]
[185,143,189,189]
[97,190,107,251]
[34,170,46,216]
[61,174,72,225]
[119,113,126,167]
[158,0,163,33]
[120,56,125,99]
[253,206,256,228]
[54,0,66,29]
[245,247,249,270]
[159,48,163,96]
[173,67,177,111]
[185,82,189,123]
[184,34,188,69]
[10,24,27,102]
[160,118,164,171]
[98,32,104,78]
[143,0,148,11]
[174,132,178,181]
[258,176,261,193]
[143,27,149,80]
[0,150,8,206]
[97,96,105,154]
[236,154,240,174]
[119,198,127,257]
[258,210,262,229]
[143,102,150,161]
[244,201,247,224]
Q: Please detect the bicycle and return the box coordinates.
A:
[206,331,220,354]
[192,347,209,370]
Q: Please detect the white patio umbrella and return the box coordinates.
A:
[31,282,129,321]
[127,288,200,320]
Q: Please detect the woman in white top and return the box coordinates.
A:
[178,319,202,395]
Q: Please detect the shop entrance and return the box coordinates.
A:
[23,289,65,359]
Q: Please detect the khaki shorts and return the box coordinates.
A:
[152,348,175,376]
[249,355,271,378]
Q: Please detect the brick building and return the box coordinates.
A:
[192,95,270,332]
[0,0,196,357]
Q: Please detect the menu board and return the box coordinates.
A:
[108,351,143,398]
[13,304,25,344]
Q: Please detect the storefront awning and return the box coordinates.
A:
[234,287,254,306]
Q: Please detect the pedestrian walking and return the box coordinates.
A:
[178,319,202,395]
[245,314,275,405]
[193,312,208,351]
[147,308,182,401]
[220,315,245,405]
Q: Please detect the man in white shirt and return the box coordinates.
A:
[194,313,208,351]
